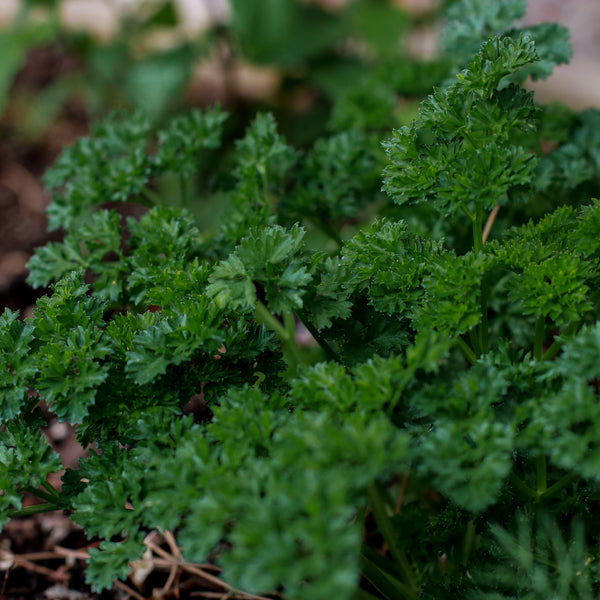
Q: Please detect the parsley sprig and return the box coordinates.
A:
[3,3,600,598]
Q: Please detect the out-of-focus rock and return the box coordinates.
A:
[189,57,281,105]
[59,0,121,41]
[0,251,29,291]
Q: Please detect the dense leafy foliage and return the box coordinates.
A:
[4,1,600,598]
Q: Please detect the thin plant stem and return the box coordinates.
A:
[536,455,547,496]
[456,336,477,365]
[540,472,578,502]
[295,309,342,363]
[461,203,475,221]
[533,316,545,361]
[254,300,288,340]
[41,480,60,500]
[461,520,477,566]
[472,202,489,354]
[354,589,386,600]
[468,327,481,357]
[283,311,296,341]
[8,502,60,518]
[472,203,485,253]
[254,301,304,369]
[482,205,500,243]
[509,471,537,500]
[541,338,561,361]
[457,336,477,365]
[479,277,489,354]
[541,322,577,361]
[367,483,418,596]
[360,549,417,600]
[22,485,59,504]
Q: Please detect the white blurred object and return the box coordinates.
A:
[52,0,231,41]
[526,61,600,111]
[191,56,281,102]
[523,0,600,109]
[60,0,122,40]
[0,0,20,25]
[175,0,230,36]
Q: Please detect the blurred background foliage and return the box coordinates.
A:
[0,0,452,313]
[0,0,445,154]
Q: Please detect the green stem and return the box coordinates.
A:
[22,485,59,504]
[541,322,577,361]
[508,471,537,500]
[360,548,417,600]
[254,301,304,369]
[461,203,475,222]
[541,339,561,361]
[539,472,577,502]
[8,502,60,518]
[295,309,342,363]
[457,336,477,365]
[462,129,478,150]
[461,520,477,566]
[472,202,489,354]
[41,480,60,500]
[479,276,489,354]
[367,483,418,596]
[254,300,288,339]
[472,204,484,254]
[533,316,545,361]
[260,164,269,200]
[468,327,481,357]
[142,187,162,206]
[283,310,296,340]
[536,455,547,496]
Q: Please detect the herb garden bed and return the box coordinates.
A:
[3,1,600,599]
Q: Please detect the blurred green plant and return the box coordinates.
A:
[1,0,442,143]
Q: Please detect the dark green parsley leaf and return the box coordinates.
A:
[340,218,443,314]
[44,108,225,231]
[383,35,539,218]
[124,295,225,385]
[0,309,36,420]
[126,206,204,305]
[30,272,111,422]
[208,224,312,314]
[27,210,125,301]
[35,325,111,423]
[283,130,378,225]
[415,251,494,337]
[0,408,63,524]
[219,113,298,247]
[410,363,513,512]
